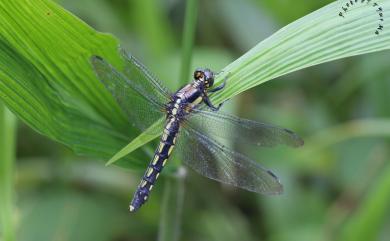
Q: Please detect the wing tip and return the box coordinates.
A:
[264,170,284,195]
[90,55,103,63]
[283,128,304,147]
[266,169,278,179]
[295,136,305,147]
[270,186,284,195]
[90,55,106,72]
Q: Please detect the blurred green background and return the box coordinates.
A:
[5,0,390,240]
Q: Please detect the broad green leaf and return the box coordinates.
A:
[107,0,390,164]
[0,0,147,168]
[211,0,390,105]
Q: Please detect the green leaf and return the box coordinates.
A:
[1,0,390,168]
[0,0,147,168]
[0,102,17,241]
[210,0,390,105]
[107,0,390,164]
[105,118,164,166]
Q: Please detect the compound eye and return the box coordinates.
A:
[194,70,204,80]
[208,78,214,87]
[203,71,214,87]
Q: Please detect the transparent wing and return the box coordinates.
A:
[175,123,283,194]
[91,55,166,132]
[187,109,304,148]
[120,49,172,105]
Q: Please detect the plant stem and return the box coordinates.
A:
[158,168,186,241]
[178,0,198,85]
[0,101,17,241]
[158,0,198,240]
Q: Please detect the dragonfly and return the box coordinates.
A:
[91,50,304,212]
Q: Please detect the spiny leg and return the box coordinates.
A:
[204,96,226,111]
[205,74,228,111]
[209,79,226,93]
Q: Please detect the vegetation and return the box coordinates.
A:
[0,0,390,240]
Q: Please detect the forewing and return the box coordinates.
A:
[91,56,165,132]
[120,49,172,104]
[175,124,283,194]
[187,109,304,148]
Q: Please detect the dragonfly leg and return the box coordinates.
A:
[209,80,225,93]
[204,95,224,111]
[205,74,230,111]
[209,75,228,93]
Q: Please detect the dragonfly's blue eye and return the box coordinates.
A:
[203,69,214,88]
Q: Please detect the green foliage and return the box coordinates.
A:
[0,103,16,241]
[107,0,390,164]
[211,0,390,105]
[338,163,390,241]
[0,0,148,168]
[1,0,389,167]
[18,189,143,241]
[1,0,390,241]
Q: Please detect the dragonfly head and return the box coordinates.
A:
[194,68,214,89]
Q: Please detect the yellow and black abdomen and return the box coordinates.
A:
[129,117,179,212]
[129,85,204,212]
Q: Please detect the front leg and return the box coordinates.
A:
[204,75,229,111]
[209,79,227,93]
[204,95,224,111]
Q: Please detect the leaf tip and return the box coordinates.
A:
[105,157,118,166]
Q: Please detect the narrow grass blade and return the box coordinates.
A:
[0,102,17,241]
[106,118,164,166]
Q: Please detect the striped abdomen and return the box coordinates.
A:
[129,117,179,212]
